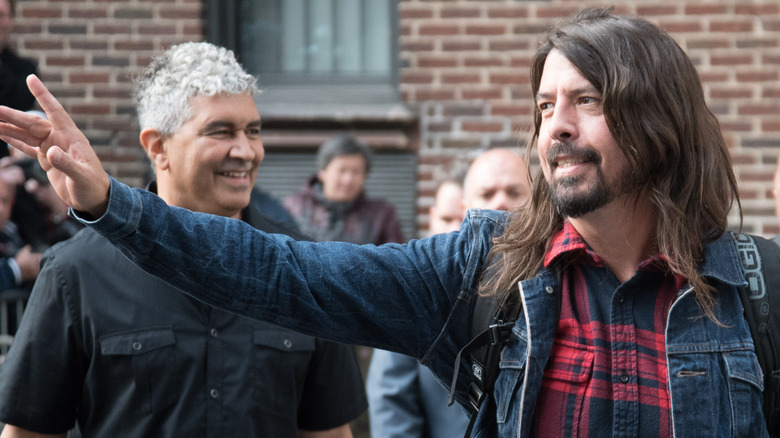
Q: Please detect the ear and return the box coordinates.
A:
[139,129,169,170]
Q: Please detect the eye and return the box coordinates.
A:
[246,127,262,139]
[208,129,233,139]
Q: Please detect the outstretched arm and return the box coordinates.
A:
[0,75,110,218]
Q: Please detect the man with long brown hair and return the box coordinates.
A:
[0,7,771,437]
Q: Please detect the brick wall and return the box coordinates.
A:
[400,0,780,237]
[13,0,203,187]
[10,0,780,237]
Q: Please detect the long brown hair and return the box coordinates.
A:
[482,7,741,319]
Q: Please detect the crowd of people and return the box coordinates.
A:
[0,4,778,438]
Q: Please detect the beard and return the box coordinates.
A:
[546,141,631,218]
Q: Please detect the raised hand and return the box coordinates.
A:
[0,75,110,218]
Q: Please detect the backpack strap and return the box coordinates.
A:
[448,290,515,438]
[732,233,780,436]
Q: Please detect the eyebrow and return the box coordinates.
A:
[198,119,262,135]
[535,86,600,102]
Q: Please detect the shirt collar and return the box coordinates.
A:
[543,221,687,287]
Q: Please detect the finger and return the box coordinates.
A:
[0,119,47,147]
[0,135,39,160]
[26,75,73,130]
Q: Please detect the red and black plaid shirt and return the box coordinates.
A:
[532,222,686,437]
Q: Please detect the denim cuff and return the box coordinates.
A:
[70,176,143,240]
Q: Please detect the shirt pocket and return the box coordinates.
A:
[723,350,765,437]
[100,327,179,415]
[534,340,594,435]
[251,328,316,411]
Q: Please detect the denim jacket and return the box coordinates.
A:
[80,178,767,437]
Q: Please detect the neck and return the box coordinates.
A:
[568,192,658,283]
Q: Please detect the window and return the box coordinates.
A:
[207,0,401,111]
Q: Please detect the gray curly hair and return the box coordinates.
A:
[134,42,258,135]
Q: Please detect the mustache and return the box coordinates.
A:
[547,141,601,166]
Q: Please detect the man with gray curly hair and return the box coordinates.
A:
[0,41,367,438]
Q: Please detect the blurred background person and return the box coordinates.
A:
[426,180,465,237]
[285,133,405,437]
[366,177,468,438]
[0,0,38,159]
[284,133,404,245]
[462,147,531,212]
[366,147,530,438]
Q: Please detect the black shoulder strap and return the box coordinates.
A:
[448,290,514,438]
[733,233,780,437]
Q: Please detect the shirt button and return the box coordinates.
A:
[210,389,220,399]
[619,371,630,383]
[618,293,625,304]
[209,328,218,337]
[132,341,142,351]
[283,339,293,349]
[545,286,554,294]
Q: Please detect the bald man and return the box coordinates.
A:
[427,180,465,236]
[462,148,530,211]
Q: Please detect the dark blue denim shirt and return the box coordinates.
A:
[77,177,767,437]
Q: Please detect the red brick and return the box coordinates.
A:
[93,24,133,34]
[47,56,86,67]
[462,121,503,133]
[466,24,506,36]
[69,73,111,84]
[698,71,729,83]
[535,6,578,19]
[441,73,480,84]
[440,7,481,19]
[489,39,527,51]
[68,8,108,19]
[442,40,481,51]
[763,88,780,99]
[711,55,753,66]
[763,121,780,132]
[710,88,753,99]
[418,55,458,68]
[492,104,532,117]
[487,7,528,19]
[710,21,754,32]
[71,104,112,115]
[22,7,62,18]
[402,71,434,84]
[739,104,780,115]
[735,4,780,15]
[402,41,435,52]
[685,4,728,15]
[400,8,434,20]
[414,88,457,101]
[464,56,504,67]
[489,72,528,85]
[686,38,730,49]
[719,121,752,132]
[462,88,502,100]
[419,24,460,36]
[736,71,779,82]
[637,6,678,16]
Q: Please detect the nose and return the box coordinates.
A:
[230,133,264,163]
[489,191,510,211]
[546,102,578,142]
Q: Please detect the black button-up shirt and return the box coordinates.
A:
[0,202,367,436]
